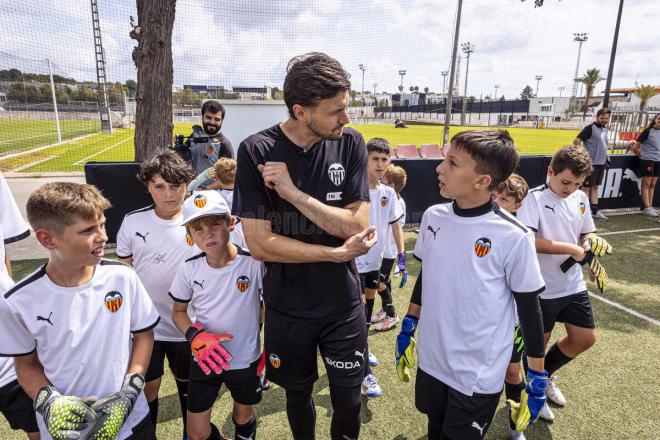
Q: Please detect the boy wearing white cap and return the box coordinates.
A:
[170,190,264,440]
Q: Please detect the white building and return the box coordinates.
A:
[528,96,572,123]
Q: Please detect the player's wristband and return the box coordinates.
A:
[185,322,205,344]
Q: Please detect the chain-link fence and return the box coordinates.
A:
[0,0,658,173]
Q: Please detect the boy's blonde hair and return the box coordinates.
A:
[214,158,237,186]
[493,173,528,204]
[26,182,111,233]
[384,165,407,194]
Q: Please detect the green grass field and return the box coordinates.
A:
[2,214,659,439]
[0,119,579,173]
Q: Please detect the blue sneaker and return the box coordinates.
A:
[361,373,383,397]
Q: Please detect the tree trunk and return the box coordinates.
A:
[131,0,176,161]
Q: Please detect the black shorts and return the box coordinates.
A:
[583,165,605,187]
[540,291,596,333]
[0,379,38,433]
[264,308,367,391]
[126,415,156,440]
[188,358,262,413]
[640,159,660,177]
[359,270,380,291]
[145,340,191,382]
[415,368,500,439]
[379,258,396,285]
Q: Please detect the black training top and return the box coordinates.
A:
[233,124,369,322]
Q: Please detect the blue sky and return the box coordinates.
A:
[1,0,658,99]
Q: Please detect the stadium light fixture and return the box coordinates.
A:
[441,71,449,98]
[571,32,588,109]
[398,70,406,102]
[359,64,367,105]
[557,86,565,98]
[460,42,475,125]
[535,75,543,97]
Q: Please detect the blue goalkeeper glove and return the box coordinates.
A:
[395,314,418,382]
[397,252,408,288]
[508,368,548,431]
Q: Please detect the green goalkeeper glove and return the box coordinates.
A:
[86,373,144,439]
[584,235,613,258]
[33,386,99,440]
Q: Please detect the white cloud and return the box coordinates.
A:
[0,0,657,98]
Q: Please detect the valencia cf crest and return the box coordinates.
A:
[193,194,207,208]
[380,196,388,207]
[186,234,193,246]
[236,275,250,292]
[206,145,214,155]
[269,353,281,369]
[328,163,345,186]
[474,237,492,257]
[579,202,586,215]
[104,291,123,313]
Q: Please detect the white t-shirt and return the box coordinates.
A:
[0,275,17,388]
[169,247,262,370]
[413,201,544,396]
[0,172,30,387]
[116,205,198,341]
[384,196,406,259]
[219,189,234,211]
[516,185,595,299]
[0,172,30,286]
[0,260,159,439]
[356,184,403,273]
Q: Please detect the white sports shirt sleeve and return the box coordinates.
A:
[129,271,161,333]
[169,259,194,303]
[0,172,30,244]
[413,209,429,261]
[516,192,540,232]
[504,232,545,294]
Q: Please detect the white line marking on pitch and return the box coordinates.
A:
[589,291,660,326]
[72,135,133,165]
[599,227,660,236]
[0,133,97,161]
[0,132,54,144]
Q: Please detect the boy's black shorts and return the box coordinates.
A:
[379,258,396,285]
[188,358,262,413]
[145,340,191,382]
[264,308,367,391]
[126,415,156,439]
[0,379,38,433]
[583,165,605,187]
[640,159,660,177]
[415,368,500,440]
[540,291,596,333]
[359,270,380,291]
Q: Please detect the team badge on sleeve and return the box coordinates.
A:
[236,275,250,292]
[194,194,207,208]
[104,291,124,313]
[474,237,492,257]
[579,202,586,215]
[328,163,345,186]
[269,353,281,369]
[380,196,388,207]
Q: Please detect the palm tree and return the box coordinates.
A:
[632,84,659,112]
[577,68,604,120]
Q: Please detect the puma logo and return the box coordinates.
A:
[471,421,487,436]
[544,204,556,214]
[236,434,254,440]
[193,280,205,289]
[354,349,366,361]
[135,231,150,243]
[37,312,54,326]
[427,225,440,239]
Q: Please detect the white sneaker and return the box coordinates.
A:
[592,212,609,221]
[510,429,527,440]
[361,373,383,397]
[368,351,379,366]
[371,310,387,324]
[545,375,566,406]
[539,402,555,422]
[643,207,659,217]
[374,315,400,332]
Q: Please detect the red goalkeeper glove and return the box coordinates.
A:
[185,323,233,375]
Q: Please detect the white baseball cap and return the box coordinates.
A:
[182,190,231,226]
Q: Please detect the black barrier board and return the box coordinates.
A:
[85,162,153,244]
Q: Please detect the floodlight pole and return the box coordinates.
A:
[603,0,624,108]
[441,71,448,98]
[460,42,474,125]
[535,75,543,97]
[443,0,463,145]
[47,58,62,143]
[359,64,366,105]
[571,33,588,111]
